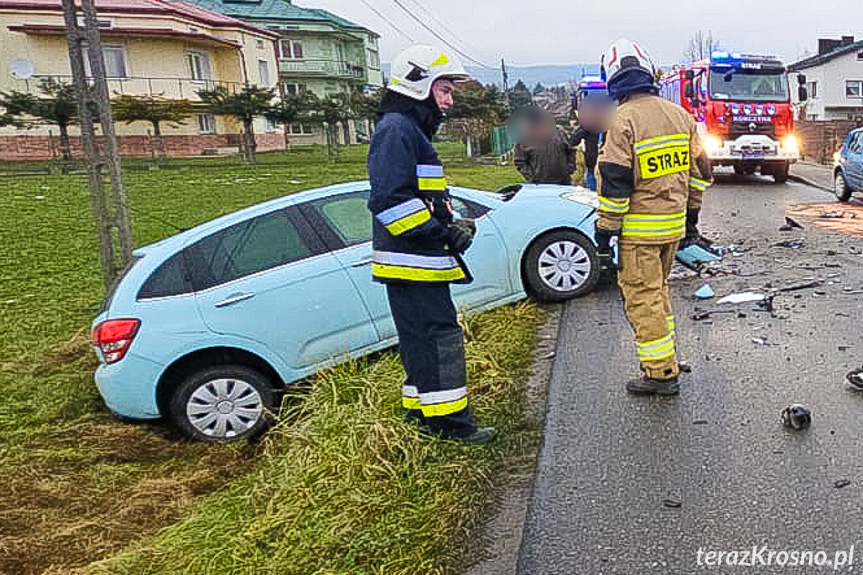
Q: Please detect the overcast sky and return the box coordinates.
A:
[298,0,863,67]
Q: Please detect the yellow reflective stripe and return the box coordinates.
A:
[637,334,676,361]
[372,263,466,282]
[689,177,711,191]
[599,196,630,214]
[403,397,422,410]
[430,53,450,68]
[385,209,431,236]
[418,177,446,191]
[667,315,676,336]
[421,397,468,417]
[634,133,689,152]
[622,212,686,237]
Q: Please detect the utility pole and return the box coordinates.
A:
[61,0,133,291]
[501,57,511,112]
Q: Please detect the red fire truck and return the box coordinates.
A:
[659,52,808,183]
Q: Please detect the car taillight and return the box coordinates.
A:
[92,319,140,364]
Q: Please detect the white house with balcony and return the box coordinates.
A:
[789,36,863,121]
[0,0,281,159]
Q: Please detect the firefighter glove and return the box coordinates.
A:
[447,220,474,254]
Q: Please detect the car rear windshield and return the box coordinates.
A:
[99,256,141,313]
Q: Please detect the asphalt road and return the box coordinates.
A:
[518,173,863,574]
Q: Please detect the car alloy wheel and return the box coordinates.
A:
[538,240,591,292]
[186,377,264,439]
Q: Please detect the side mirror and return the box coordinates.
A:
[797,74,807,86]
[799,86,808,102]
[685,70,695,81]
[684,83,695,100]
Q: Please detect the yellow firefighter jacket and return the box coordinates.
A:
[596,93,712,244]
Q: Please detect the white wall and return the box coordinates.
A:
[793,49,863,120]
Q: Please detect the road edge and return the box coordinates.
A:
[789,173,833,193]
[464,303,562,575]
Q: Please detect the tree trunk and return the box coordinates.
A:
[342,120,351,146]
[243,117,256,163]
[152,120,167,163]
[58,123,72,162]
[466,136,473,158]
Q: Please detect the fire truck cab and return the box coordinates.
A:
[660,52,808,183]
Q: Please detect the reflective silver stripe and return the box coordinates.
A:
[403,385,420,398]
[372,250,460,270]
[417,164,444,178]
[419,386,467,406]
[377,198,427,225]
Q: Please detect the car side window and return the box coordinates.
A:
[451,196,492,219]
[852,133,863,154]
[310,192,373,247]
[137,253,192,299]
[188,209,313,291]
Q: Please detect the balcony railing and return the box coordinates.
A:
[279,59,366,80]
[13,75,245,100]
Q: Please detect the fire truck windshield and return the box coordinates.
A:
[708,68,789,103]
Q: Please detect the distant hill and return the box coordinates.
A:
[381,63,600,88]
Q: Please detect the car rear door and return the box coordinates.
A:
[191,205,378,370]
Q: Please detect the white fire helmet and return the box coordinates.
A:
[387,44,470,101]
[600,38,657,84]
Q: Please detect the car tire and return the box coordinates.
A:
[772,162,789,184]
[523,230,600,303]
[168,364,276,442]
[835,172,853,202]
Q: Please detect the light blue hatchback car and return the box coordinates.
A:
[91,182,600,441]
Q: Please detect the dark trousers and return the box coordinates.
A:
[386,282,476,437]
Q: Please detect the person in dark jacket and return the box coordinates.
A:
[367,44,495,445]
[513,107,575,184]
[570,126,600,190]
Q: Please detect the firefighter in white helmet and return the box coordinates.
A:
[595,38,713,395]
[366,44,495,443]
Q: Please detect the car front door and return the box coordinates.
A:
[301,192,397,341]
[847,133,863,190]
[191,206,379,371]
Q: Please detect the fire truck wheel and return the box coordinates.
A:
[772,162,789,184]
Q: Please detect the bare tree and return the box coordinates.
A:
[684,31,719,62]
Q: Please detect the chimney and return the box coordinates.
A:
[841,35,855,45]
[818,38,842,55]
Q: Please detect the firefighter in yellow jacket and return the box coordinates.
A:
[595,38,712,396]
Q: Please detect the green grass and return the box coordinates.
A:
[0,143,534,574]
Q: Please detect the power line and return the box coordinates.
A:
[357,0,413,43]
[385,0,495,69]
[404,0,494,66]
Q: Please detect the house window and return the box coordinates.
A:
[188,52,211,81]
[256,39,265,50]
[265,117,279,132]
[197,114,215,134]
[279,39,303,60]
[282,82,306,96]
[366,48,380,69]
[846,80,862,99]
[289,123,313,135]
[258,59,271,86]
[807,81,817,99]
[83,45,127,78]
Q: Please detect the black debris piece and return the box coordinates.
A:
[662,498,682,508]
[779,216,804,231]
[781,404,812,430]
[835,479,852,489]
[774,239,806,249]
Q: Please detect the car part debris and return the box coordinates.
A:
[774,239,805,249]
[662,498,682,508]
[779,217,804,231]
[781,404,812,430]
[716,292,766,305]
[677,243,722,270]
[678,361,692,373]
[820,211,845,219]
[834,479,852,489]
[694,284,715,299]
[751,337,770,346]
[846,367,863,391]
[778,279,823,292]
[693,419,708,425]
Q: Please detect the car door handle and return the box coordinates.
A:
[351,258,373,267]
[214,292,255,307]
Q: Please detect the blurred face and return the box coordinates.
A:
[577,94,616,134]
[432,79,455,112]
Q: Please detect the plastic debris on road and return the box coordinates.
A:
[716,292,766,305]
[779,216,805,232]
[781,404,812,430]
[694,284,715,299]
[835,479,852,489]
[774,239,806,249]
[677,243,722,270]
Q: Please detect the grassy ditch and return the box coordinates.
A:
[89,302,543,575]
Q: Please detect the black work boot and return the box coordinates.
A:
[627,375,680,396]
[452,427,498,445]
